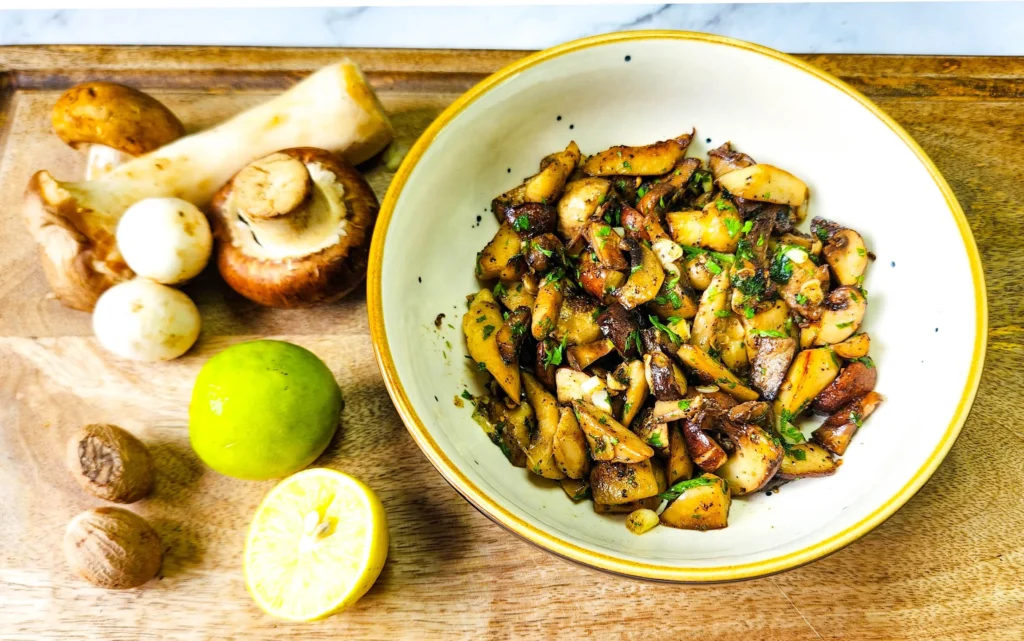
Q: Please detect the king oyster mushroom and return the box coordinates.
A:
[23,60,393,311]
[51,82,185,179]
[210,147,379,308]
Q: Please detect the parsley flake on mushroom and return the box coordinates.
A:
[210,147,379,308]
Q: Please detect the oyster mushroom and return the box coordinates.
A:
[51,82,185,179]
[24,60,393,311]
[210,147,380,308]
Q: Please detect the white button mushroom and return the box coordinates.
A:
[92,279,201,362]
[116,198,212,285]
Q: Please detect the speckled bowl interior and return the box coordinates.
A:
[369,32,985,581]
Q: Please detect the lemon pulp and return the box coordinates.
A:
[244,468,388,621]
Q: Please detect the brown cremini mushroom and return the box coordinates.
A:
[52,82,185,179]
[210,147,380,308]
[24,60,393,311]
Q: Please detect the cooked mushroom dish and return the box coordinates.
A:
[462,133,882,533]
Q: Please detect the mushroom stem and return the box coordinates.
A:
[85,144,134,180]
[229,152,349,260]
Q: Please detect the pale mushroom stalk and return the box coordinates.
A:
[25,60,393,311]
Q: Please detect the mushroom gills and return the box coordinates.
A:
[229,155,350,261]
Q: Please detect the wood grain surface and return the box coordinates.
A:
[0,46,1021,641]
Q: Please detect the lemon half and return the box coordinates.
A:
[244,468,388,621]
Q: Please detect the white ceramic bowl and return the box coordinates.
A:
[368,31,986,581]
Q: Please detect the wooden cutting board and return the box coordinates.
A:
[0,46,1021,641]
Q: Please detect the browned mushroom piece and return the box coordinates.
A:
[811,360,878,415]
[681,410,727,472]
[52,82,185,179]
[644,352,687,401]
[707,142,755,179]
[210,147,380,308]
[597,303,641,358]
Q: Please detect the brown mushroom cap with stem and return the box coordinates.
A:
[51,82,185,178]
[210,147,380,308]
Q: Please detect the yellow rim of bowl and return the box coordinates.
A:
[367,30,988,582]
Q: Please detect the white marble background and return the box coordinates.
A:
[1,3,1023,54]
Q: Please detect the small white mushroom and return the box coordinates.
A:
[116,198,212,285]
[92,279,201,361]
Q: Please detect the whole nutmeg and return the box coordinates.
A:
[64,507,163,589]
[66,424,154,503]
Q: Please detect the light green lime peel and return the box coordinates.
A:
[189,340,342,480]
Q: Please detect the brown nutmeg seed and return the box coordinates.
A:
[64,507,163,589]
[66,424,154,503]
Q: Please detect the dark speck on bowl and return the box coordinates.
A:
[507,168,511,173]
[569,124,574,130]
[706,137,712,143]
[624,55,632,62]
[557,115,562,121]
[891,261,896,267]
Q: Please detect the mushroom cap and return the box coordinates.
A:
[52,82,185,155]
[22,170,134,312]
[211,147,379,308]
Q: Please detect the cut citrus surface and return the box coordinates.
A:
[244,468,388,621]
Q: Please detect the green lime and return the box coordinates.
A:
[189,340,342,480]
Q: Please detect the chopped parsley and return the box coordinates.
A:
[482,325,496,339]
[658,476,714,501]
[477,361,488,371]
[850,410,864,428]
[851,355,875,368]
[795,293,808,305]
[735,239,754,262]
[791,448,807,461]
[631,263,643,274]
[725,217,742,238]
[744,306,755,319]
[714,309,732,318]
[677,399,691,410]
[512,214,530,232]
[647,432,664,448]
[706,260,723,275]
[815,227,830,243]
[594,225,612,238]
[622,160,632,169]
[835,321,854,329]
[750,328,787,338]
[476,315,486,323]
[778,411,805,444]
[659,196,666,209]
[733,271,767,297]
[461,390,474,401]
[769,251,794,284]
[531,241,553,257]
[492,281,507,297]
[649,315,681,345]
[627,329,644,354]
[637,186,648,198]
[741,220,753,234]
[857,247,867,257]
[681,245,735,264]
[543,267,565,285]
[542,335,568,368]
